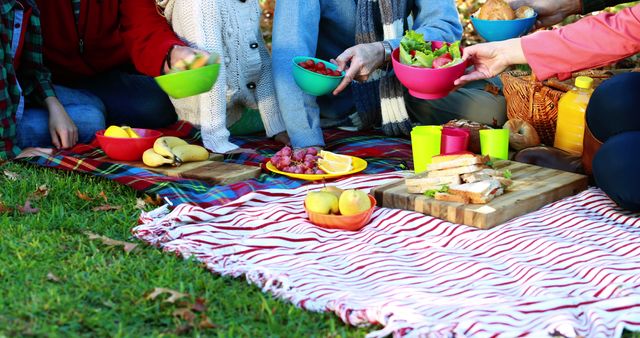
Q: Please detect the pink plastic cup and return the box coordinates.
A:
[440,127,470,154]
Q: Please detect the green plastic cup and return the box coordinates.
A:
[479,128,510,160]
[411,125,442,173]
[155,63,220,99]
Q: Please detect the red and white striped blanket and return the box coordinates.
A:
[134,173,640,337]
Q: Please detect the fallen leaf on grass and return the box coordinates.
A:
[173,308,196,322]
[0,202,12,213]
[92,204,122,212]
[18,200,39,214]
[30,184,49,199]
[76,191,93,201]
[47,272,61,283]
[98,191,108,202]
[85,231,137,253]
[146,287,189,303]
[198,314,217,329]
[136,194,165,210]
[3,170,19,181]
[191,298,207,313]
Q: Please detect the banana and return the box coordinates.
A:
[142,148,174,167]
[153,136,188,160]
[121,126,140,138]
[171,144,209,163]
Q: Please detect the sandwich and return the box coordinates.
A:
[428,153,488,171]
[433,192,469,203]
[406,175,461,194]
[426,164,488,178]
[446,179,504,204]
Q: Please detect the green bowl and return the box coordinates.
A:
[292,56,345,96]
[155,63,220,99]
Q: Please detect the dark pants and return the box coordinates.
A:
[587,72,640,211]
[74,69,177,129]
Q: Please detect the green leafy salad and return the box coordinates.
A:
[399,30,463,69]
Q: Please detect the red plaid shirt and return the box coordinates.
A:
[0,0,55,159]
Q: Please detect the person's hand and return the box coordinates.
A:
[16,147,55,159]
[506,0,581,27]
[273,131,291,146]
[332,42,385,95]
[164,45,213,73]
[454,39,527,86]
[46,97,78,149]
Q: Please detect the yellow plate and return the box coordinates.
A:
[266,156,368,181]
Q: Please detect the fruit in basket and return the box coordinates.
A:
[298,59,342,77]
[515,6,535,19]
[104,125,131,138]
[305,191,339,215]
[321,186,344,199]
[121,126,141,138]
[338,189,372,216]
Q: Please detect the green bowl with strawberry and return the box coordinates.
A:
[292,56,345,96]
[155,53,220,99]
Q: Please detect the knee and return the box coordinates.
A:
[593,131,640,211]
[586,72,640,141]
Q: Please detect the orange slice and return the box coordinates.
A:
[320,150,352,165]
[318,158,352,174]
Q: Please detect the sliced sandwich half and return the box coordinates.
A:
[428,154,489,171]
[448,179,504,204]
[406,175,461,194]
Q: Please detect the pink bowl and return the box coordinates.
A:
[391,42,467,100]
[96,128,163,161]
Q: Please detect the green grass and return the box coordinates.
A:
[0,162,638,337]
[0,162,371,337]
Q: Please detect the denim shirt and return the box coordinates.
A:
[272,0,462,148]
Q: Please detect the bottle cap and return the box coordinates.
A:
[575,76,594,89]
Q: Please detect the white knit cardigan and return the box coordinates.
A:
[157,0,286,153]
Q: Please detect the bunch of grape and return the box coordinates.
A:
[270,146,326,175]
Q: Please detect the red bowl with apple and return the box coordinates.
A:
[392,41,467,100]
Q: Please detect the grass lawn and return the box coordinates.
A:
[0,161,638,337]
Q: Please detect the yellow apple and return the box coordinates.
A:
[305,191,339,215]
[338,189,371,216]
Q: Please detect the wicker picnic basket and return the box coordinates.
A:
[500,69,614,145]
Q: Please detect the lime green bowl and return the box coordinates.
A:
[292,56,345,96]
[155,63,220,99]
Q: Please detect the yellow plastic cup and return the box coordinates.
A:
[411,125,442,173]
[479,129,510,160]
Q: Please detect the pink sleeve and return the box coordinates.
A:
[521,5,640,81]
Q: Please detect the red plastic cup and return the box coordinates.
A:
[440,127,470,154]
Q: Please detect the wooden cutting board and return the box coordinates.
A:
[99,153,262,185]
[371,160,588,229]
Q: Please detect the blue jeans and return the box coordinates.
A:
[76,69,177,129]
[16,85,106,148]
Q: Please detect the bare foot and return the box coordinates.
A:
[273,131,291,146]
[16,147,55,159]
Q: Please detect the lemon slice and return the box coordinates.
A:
[320,150,352,165]
[104,125,130,138]
[122,126,141,138]
[318,158,352,174]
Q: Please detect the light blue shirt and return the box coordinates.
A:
[272,0,462,148]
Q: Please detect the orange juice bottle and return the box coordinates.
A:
[553,76,594,155]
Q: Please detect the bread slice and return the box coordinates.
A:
[430,152,475,164]
[426,164,488,178]
[448,179,504,204]
[406,175,461,194]
[434,192,469,203]
[428,154,489,171]
[461,168,504,183]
